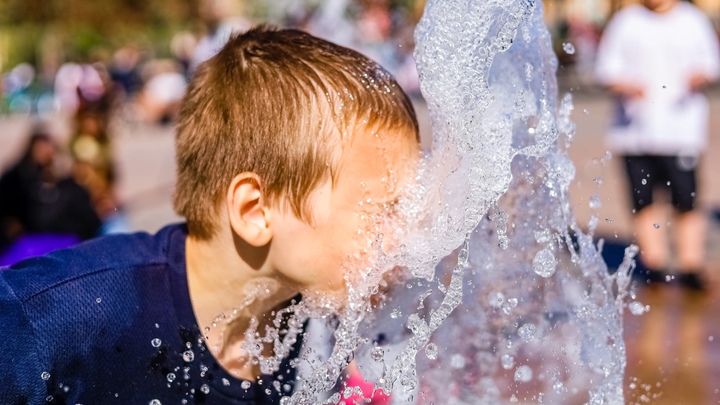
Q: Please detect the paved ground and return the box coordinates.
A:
[2,90,720,403]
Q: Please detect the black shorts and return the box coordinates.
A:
[623,155,697,213]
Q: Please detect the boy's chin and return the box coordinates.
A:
[300,265,408,315]
[299,287,347,315]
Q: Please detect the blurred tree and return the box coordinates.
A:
[0,0,201,69]
[0,0,429,71]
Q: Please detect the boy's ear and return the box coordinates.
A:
[226,173,273,247]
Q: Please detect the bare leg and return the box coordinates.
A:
[635,204,669,270]
[674,209,706,272]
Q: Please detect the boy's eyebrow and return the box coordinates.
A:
[377,196,401,209]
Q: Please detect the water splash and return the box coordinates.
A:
[395,0,634,402]
[233,0,635,403]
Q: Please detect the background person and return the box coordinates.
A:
[0,129,101,265]
[595,0,720,291]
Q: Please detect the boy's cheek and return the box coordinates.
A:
[306,181,333,224]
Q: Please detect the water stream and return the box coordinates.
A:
[253,0,637,403]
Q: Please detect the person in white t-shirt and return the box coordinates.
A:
[595,0,720,290]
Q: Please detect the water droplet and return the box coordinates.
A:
[372,233,384,250]
[488,291,504,308]
[425,343,439,360]
[628,301,646,316]
[641,179,647,185]
[200,384,210,394]
[653,223,660,229]
[390,309,402,319]
[514,365,533,382]
[182,350,195,362]
[241,380,252,390]
[155,323,160,328]
[371,347,384,362]
[525,63,534,81]
[518,323,537,342]
[149,400,161,405]
[41,371,51,380]
[151,338,162,348]
[280,397,291,405]
[589,196,601,209]
[562,42,575,54]
[95,297,102,303]
[553,381,564,393]
[709,336,714,342]
[532,248,557,278]
[166,373,175,382]
[222,378,231,386]
[450,354,466,369]
[45,395,53,402]
[501,354,515,370]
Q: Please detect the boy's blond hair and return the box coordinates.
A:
[173,26,419,239]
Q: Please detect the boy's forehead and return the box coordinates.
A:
[337,127,418,197]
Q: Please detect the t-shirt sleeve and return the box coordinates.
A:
[694,14,720,79]
[595,14,630,85]
[0,276,45,403]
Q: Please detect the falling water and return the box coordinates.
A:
[351,0,637,403]
[238,0,638,403]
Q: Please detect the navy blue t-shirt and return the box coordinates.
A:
[0,224,299,404]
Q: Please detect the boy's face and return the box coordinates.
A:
[269,126,419,304]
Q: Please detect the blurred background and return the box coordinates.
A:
[1,0,720,403]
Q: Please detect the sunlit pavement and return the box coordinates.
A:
[2,90,720,403]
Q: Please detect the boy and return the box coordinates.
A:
[0,26,419,404]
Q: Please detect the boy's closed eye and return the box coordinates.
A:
[382,198,402,217]
[367,198,402,218]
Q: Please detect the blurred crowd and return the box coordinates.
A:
[0,0,423,118]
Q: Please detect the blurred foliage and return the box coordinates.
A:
[0,0,198,26]
[0,0,200,70]
[0,0,426,71]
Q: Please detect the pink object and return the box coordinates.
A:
[0,233,79,267]
[340,372,391,405]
